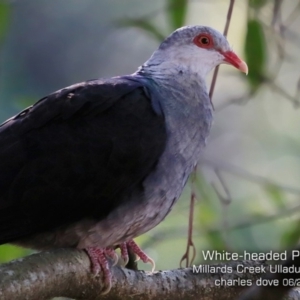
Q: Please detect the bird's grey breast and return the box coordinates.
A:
[134,74,213,234]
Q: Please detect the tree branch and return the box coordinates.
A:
[0,249,281,300]
[1,249,300,300]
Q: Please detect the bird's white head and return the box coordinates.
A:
[140,25,248,78]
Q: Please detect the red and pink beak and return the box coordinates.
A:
[221,50,248,74]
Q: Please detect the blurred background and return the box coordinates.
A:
[0,0,300,271]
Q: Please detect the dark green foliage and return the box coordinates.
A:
[281,219,300,248]
[167,0,187,30]
[264,184,286,209]
[0,2,10,43]
[244,19,267,92]
[249,0,268,9]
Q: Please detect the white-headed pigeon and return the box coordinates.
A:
[0,25,247,293]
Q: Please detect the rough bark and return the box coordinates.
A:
[0,249,299,300]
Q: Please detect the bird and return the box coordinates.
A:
[0,25,247,293]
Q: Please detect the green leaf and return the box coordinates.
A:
[0,1,10,42]
[117,19,165,42]
[205,231,227,252]
[264,184,285,208]
[244,19,267,91]
[0,244,31,263]
[167,0,188,30]
[281,219,300,248]
[249,0,268,9]
[194,172,219,227]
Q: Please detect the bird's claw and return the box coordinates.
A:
[105,247,119,266]
[120,240,155,272]
[119,242,129,266]
[85,240,155,294]
[85,247,115,294]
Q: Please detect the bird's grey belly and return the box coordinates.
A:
[76,152,198,249]
[14,157,192,251]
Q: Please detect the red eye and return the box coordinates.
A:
[193,33,214,49]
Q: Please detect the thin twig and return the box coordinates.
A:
[215,92,252,111]
[141,203,300,250]
[213,203,300,234]
[212,169,232,250]
[200,158,300,195]
[209,0,236,107]
[272,0,283,27]
[214,169,232,205]
[296,76,300,101]
[267,80,300,108]
[180,167,197,268]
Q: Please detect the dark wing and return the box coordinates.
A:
[0,77,167,244]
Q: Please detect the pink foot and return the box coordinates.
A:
[104,247,119,266]
[85,247,117,294]
[120,242,129,266]
[120,240,155,272]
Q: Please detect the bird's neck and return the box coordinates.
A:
[136,47,213,80]
[132,60,213,123]
[134,58,211,110]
